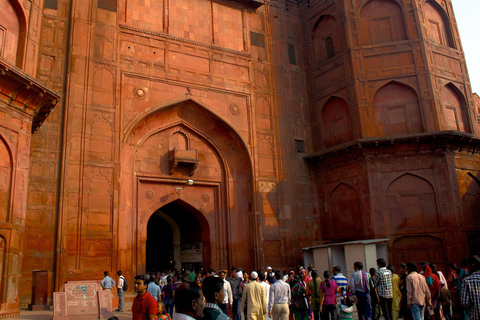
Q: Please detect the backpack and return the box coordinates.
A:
[122,276,129,291]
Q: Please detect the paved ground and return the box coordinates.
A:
[13,302,134,320]
[13,305,361,320]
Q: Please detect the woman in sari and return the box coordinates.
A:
[423,265,441,320]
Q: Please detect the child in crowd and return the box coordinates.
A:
[338,294,355,320]
[440,280,452,320]
[157,301,171,320]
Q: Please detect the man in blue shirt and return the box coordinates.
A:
[101,271,116,290]
[147,276,162,302]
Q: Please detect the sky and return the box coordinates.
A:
[452,0,480,94]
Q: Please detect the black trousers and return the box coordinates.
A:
[378,296,393,320]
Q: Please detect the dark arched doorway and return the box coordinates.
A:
[146,200,205,272]
[146,214,174,271]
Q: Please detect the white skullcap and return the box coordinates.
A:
[266,266,272,270]
[250,271,258,279]
[236,271,243,279]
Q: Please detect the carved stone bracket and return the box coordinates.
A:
[168,148,199,176]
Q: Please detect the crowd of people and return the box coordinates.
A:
[100,255,480,320]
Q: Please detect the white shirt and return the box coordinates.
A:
[160,275,168,287]
[223,279,233,304]
[117,276,125,289]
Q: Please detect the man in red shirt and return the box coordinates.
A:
[132,275,157,320]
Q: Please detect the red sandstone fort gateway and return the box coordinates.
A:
[1,0,480,317]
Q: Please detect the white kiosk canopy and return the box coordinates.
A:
[302,238,390,280]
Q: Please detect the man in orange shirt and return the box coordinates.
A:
[132,275,157,320]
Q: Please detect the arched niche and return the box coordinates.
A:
[392,236,445,272]
[312,15,337,62]
[321,97,353,148]
[387,173,439,231]
[169,129,189,150]
[0,0,27,68]
[372,81,424,136]
[0,136,12,222]
[424,0,454,48]
[329,183,364,239]
[441,83,470,133]
[461,172,480,228]
[359,0,408,45]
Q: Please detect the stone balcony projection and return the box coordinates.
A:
[168,148,200,176]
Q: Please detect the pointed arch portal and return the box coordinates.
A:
[119,98,255,276]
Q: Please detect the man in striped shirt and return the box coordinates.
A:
[333,266,348,295]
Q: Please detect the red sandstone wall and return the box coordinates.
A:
[17,0,480,306]
[301,0,480,271]
[22,0,301,304]
[267,1,313,265]
[0,98,32,318]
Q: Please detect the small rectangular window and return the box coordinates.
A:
[288,43,296,65]
[295,139,305,153]
[98,0,117,12]
[44,0,58,9]
[250,32,265,48]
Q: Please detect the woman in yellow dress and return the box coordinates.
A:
[387,265,401,320]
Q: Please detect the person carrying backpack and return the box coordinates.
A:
[116,270,127,312]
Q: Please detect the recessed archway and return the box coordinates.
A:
[120,98,255,278]
[147,200,207,272]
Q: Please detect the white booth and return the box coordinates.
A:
[303,239,389,280]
